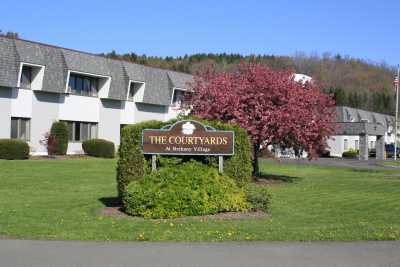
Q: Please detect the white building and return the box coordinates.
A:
[327,106,395,158]
[0,36,193,155]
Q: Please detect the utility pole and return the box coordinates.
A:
[395,66,400,160]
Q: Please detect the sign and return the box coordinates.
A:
[142,120,234,156]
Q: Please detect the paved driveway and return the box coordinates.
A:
[1,239,400,267]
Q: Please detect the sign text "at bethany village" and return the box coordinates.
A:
[142,120,234,155]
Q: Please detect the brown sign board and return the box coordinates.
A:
[142,120,234,156]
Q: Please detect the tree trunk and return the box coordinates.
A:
[252,143,260,177]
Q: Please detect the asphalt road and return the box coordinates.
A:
[1,239,400,267]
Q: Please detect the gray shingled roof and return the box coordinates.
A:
[0,37,19,88]
[14,39,68,93]
[123,62,146,82]
[142,67,172,106]
[336,106,394,131]
[0,36,193,104]
[107,59,129,100]
[167,71,194,89]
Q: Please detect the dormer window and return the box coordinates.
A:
[126,81,145,102]
[345,110,354,122]
[20,66,33,89]
[128,81,145,101]
[68,74,98,97]
[171,88,192,107]
[18,63,45,90]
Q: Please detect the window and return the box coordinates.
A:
[62,121,97,142]
[172,89,192,107]
[355,140,359,150]
[344,139,348,150]
[20,66,33,89]
[11,117,30,141]
[68,74,98,97]
[127,81,144,101]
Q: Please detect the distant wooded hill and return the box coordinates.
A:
[101,51,396,115]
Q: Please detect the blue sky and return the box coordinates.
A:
[2,0,400,65]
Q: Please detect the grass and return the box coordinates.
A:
[0,158,399,241]
[382,160,400,167]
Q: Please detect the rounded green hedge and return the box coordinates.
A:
[82,139,115,158]
[0,139,30,160]
[116,118,252,198]
[117,120,164,197]
[123,161,249,218]
[342,149,358,158]
[50,121,69,155]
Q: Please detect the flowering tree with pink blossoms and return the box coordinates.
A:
[189,63,336,176]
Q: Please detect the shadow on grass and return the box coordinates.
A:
[98,196,121,207]
[255,174,300,184]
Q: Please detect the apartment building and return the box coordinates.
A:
[0,36,193,155]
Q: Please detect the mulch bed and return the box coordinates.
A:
[96,207,269,221]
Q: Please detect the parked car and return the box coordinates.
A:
[385,144,400,158]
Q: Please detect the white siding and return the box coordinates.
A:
[98,100,122,147]
[134,103,168,122]
[2,88,183,155]
[59,94,99,122]
[30,92,61,155]
[120,101,136,124]
[11,88,32,118]
[0,88,12,139]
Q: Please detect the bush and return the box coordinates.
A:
[117,120,164,197]
[50,121,68,155]
[342,148,358,158]
[123,161,249,218]
[201,119,253,187]
[116,118,252,198]
[245,184,271,212]
[82,139,115,158]
[0,139,30,160]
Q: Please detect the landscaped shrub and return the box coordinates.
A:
[116,120,164,197]
[40,132,59,156]
[245,183,271,212]
[0,139,30,160]
[123,161,249,218]
[116,118,252,198]
[342,148,359,158]
[82,139,115,158]
[50,121,69,155]
[201,119,253,187]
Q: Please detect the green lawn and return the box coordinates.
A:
[0,158,399,241]
[382,160,400,167]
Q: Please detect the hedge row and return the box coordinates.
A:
[342,149,359,158]
[82,139,115,158]
[0,139,29,160]
[123,160,249,218]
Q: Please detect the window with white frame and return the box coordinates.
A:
[62,121,97,142]
[171,88,192,107]
[355,140,359,150]
[11,117,30,141]
[68,74,99,97]
[18,63,45,90]
[128,81,144,101]
[370,141,375,149]
[344,139,348,151]
[20,65,33,89]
